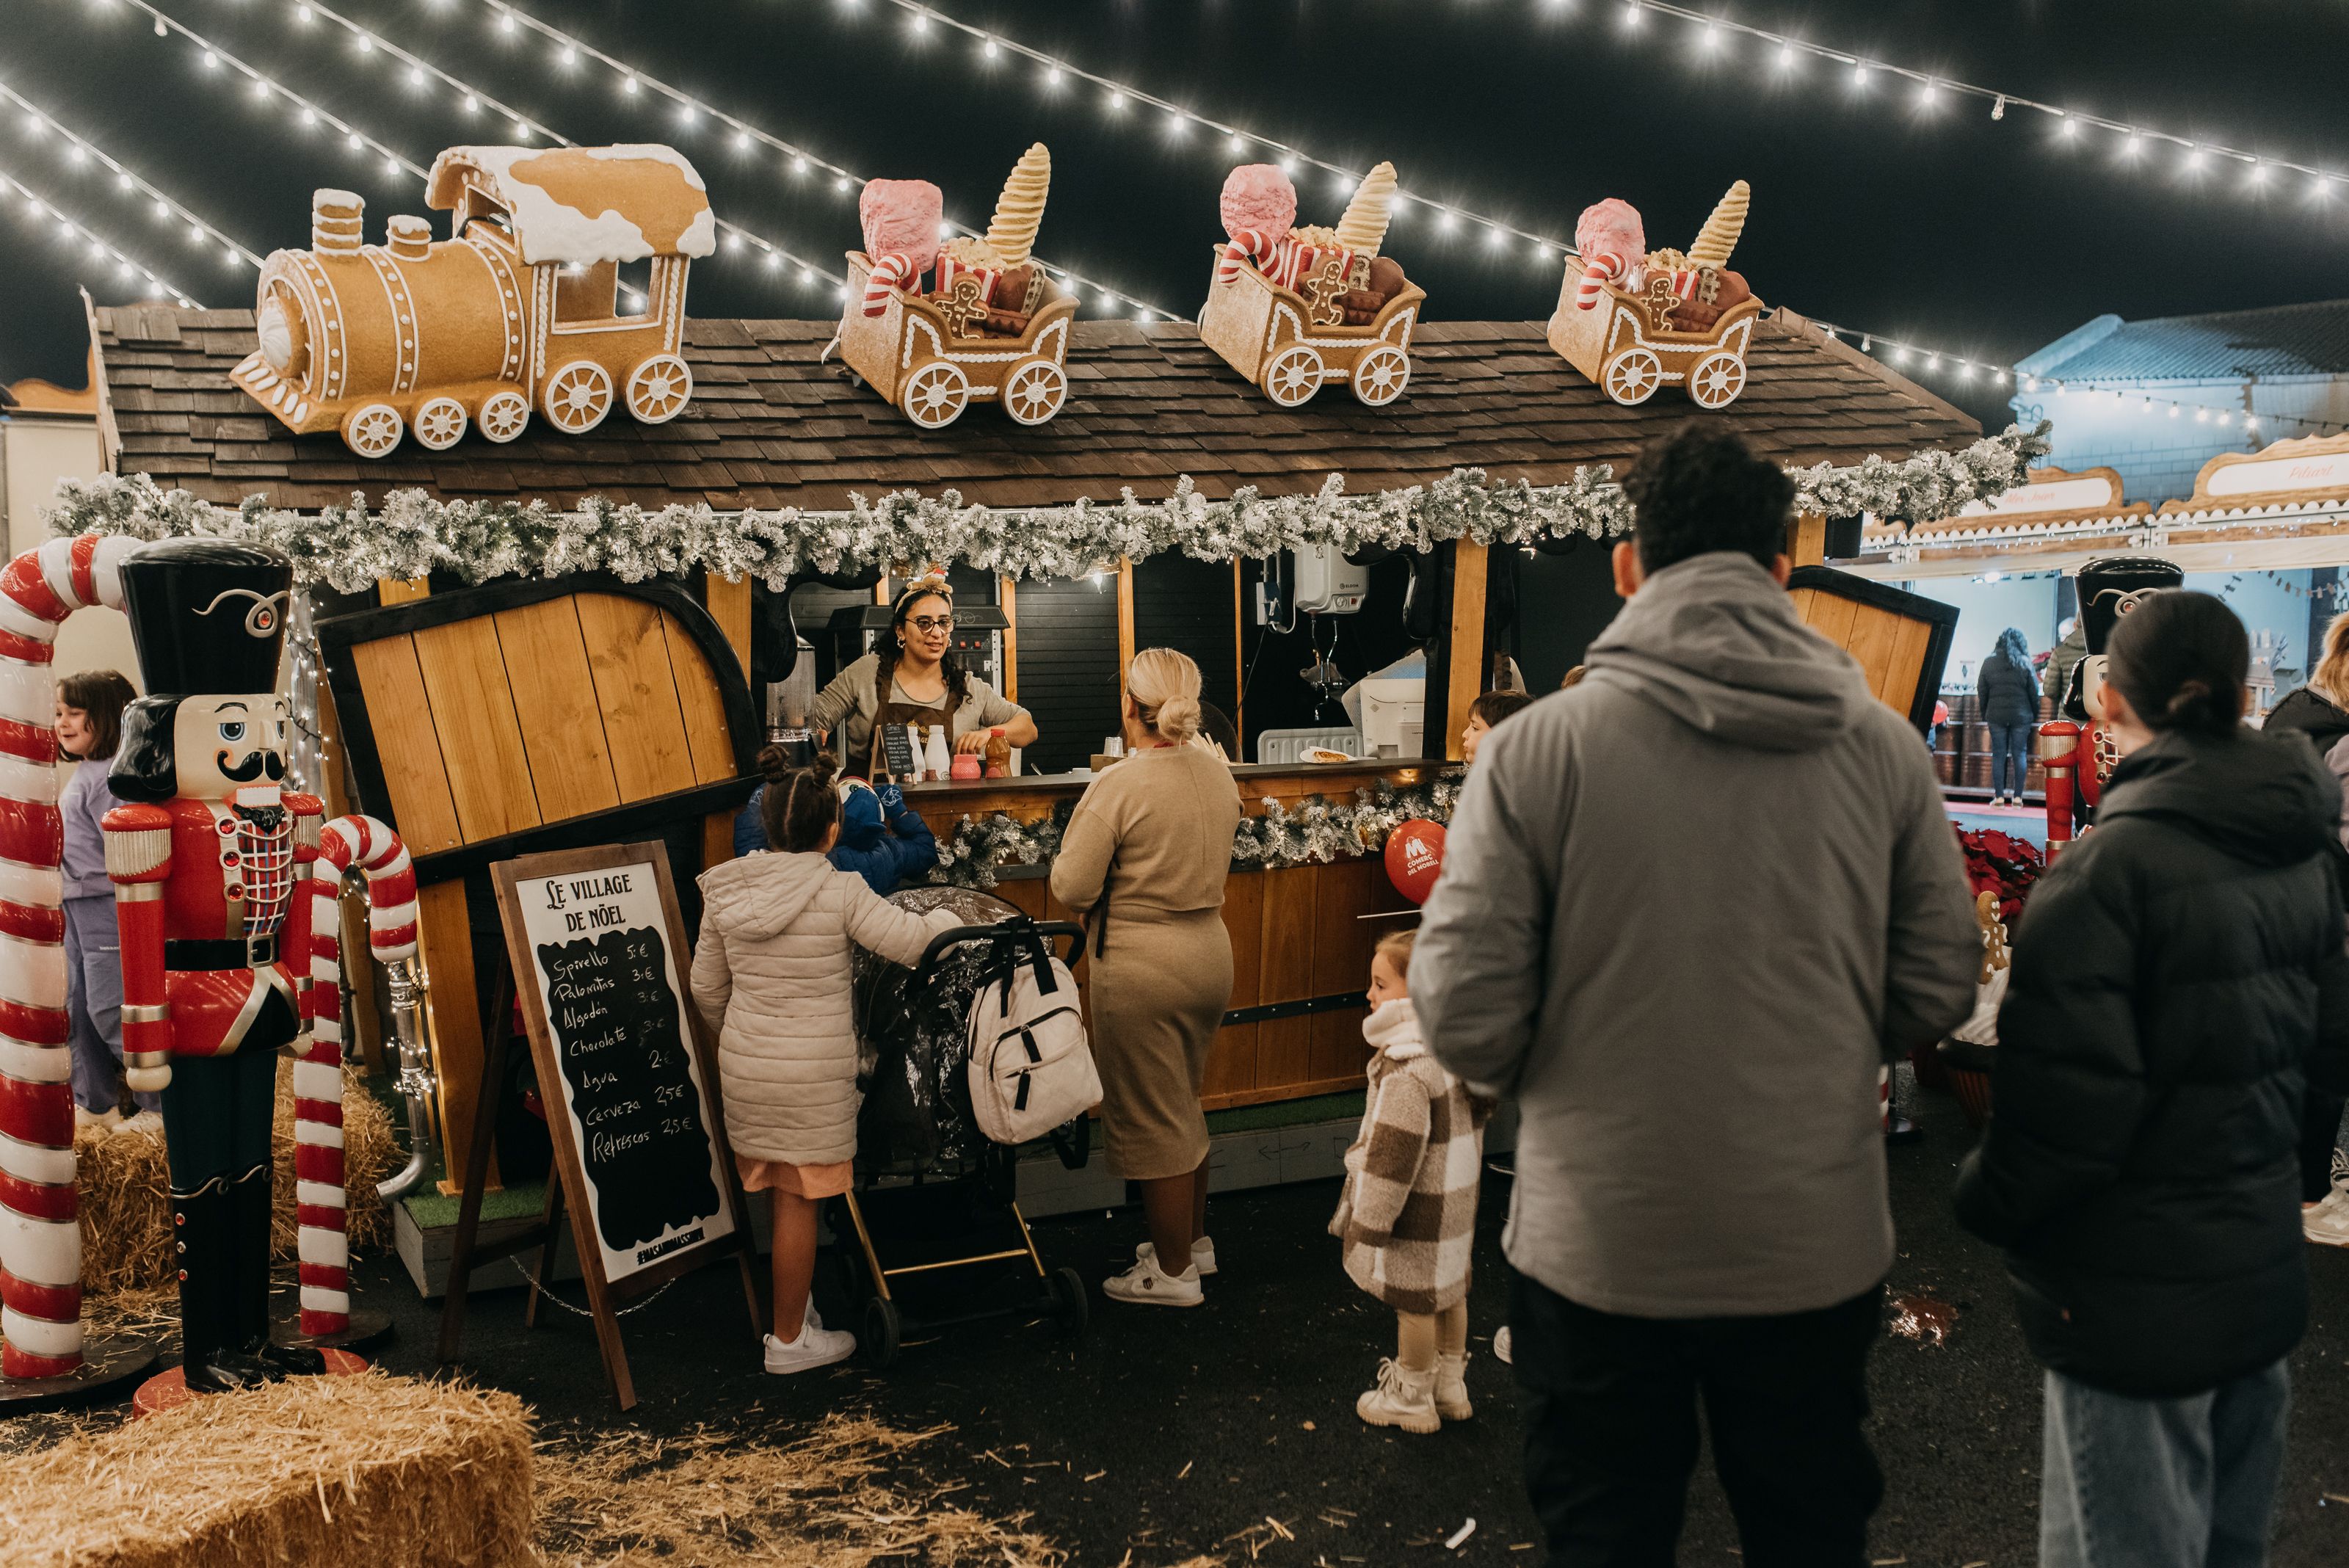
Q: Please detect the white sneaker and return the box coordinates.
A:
[2304,1188,2349,1249]
[1356,1357,1439,1434]
[120,1110,163,1136]
[763,1318,856,1374]
[1136,1237,1217,1277]
[1493,1325,1513,1365]
[1434,1350,1473,1421]
[73,1106,120,1135]
[1103,1246,1203,1307]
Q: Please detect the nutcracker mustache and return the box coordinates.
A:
[217,747,285,783]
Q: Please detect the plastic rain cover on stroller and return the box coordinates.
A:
[851,885,1017,1177]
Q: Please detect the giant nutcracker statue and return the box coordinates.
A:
[2038,555,2184,856]
[101,539,333,1391]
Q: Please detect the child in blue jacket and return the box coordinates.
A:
[735,756,938,894]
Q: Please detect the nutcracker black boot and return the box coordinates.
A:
[235,1164,325,1376]
[174,1184,272,1393]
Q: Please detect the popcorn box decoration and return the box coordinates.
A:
[830,144,1077,430]
[1547,181,1762,410]
[1199,161,1426,410]
[231,145,716,457]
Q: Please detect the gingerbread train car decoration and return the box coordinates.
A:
[231,144,714,458]
[1547,181,1762,409]
[1199,161,1427,408]
[829,143,1078,429]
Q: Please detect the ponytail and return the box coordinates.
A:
[758,755,843,852]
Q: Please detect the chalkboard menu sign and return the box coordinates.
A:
[483,843,754,1405]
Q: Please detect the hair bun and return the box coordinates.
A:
[1153,693,1202,743]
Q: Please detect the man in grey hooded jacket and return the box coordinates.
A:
[1413,425,1979,1568]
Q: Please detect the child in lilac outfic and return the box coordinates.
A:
[55,670,149,1130]
[1332,929,1488,1432]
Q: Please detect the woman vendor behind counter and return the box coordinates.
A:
[809,576,1037,778]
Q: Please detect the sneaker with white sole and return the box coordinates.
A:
[1136,1237,1217,1277]
[1103,1246,1203,1307]
[1434,1350,1473,1421]
[1356,1357,1440,1434]
[73,1106,120,1135]
[2304,1187,2349,1248]
[1493,1325,1513,1365]
[763,1317,856,1374]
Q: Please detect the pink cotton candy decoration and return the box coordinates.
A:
[859,178,944,263]
[1575,198,1645,273]
[1221,164,1297,242]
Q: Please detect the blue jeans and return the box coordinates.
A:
[2040,1360,2290,1568]
[64,893,156,1115]
[1988,721,2034,797]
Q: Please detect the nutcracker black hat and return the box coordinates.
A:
[117,539,293,698]
[2063,555,2185,720]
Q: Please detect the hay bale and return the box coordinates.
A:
[0,1371,534,1568]
[73,1059,402,1293]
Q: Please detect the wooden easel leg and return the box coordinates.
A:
[435,962,515,1365]
[524,1177,566,1331]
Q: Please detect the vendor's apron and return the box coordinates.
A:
[866,661,963,781]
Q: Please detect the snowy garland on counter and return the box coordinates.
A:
[937,776,1462,889]
[45,426,2048,592]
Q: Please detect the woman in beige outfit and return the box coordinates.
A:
[1051,649,1242,1307]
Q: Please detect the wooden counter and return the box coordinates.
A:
[904,758,1437,1111]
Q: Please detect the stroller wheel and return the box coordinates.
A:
[1046,1266,1089,1338]
[863,1296,902,1368]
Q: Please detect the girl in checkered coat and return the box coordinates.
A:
[1331,929,1488,1432]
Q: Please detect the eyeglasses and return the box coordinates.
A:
[907,615,954,633]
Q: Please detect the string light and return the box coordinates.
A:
[0,80,263,268]
[0,162,195,305]
[421,0,1174,319]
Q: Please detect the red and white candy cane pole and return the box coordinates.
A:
[2038,721,2080,859]
[0,534,137,1380]
[294,816,417,1337]
[1575,250,1626,309]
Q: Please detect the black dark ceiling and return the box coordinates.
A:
[7,0,2346,435]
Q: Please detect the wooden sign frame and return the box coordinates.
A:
[440,841,759,1410]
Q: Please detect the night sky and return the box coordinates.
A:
[5,0,2345,435]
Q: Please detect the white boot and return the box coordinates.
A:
[1104,1246,1203,1307]
[1356,1357,1440,1434]
[2304,1186,2349,1248]
[1136,1237,1217,1277]
[1493,1325,1514,1365]
[1434,1350,1473,1421]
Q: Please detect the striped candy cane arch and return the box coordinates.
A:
[0,534,139,1380]
[296,816,417,1337]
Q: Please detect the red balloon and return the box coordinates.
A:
[1383,819,1447,904]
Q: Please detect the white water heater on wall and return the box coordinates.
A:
[1290,543,1368,615]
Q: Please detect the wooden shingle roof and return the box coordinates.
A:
[94,305,1979,511]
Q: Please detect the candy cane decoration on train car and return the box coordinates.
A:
[294,816,417,1337]
[0,534,139,1381]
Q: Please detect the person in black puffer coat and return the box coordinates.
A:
[1975,627,2041,805]
[1956,591,2349,1568]
[2263,610,2349,758]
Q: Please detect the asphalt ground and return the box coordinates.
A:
[328,1081,2349,1567]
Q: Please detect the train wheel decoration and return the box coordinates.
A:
[1199,161,1426,410]
[228,145,715,457]
[542,360,614,434]
[833,145,1080,430]
[1550,181,1763,410]
[625,354,693,424]
[412,396,469,451]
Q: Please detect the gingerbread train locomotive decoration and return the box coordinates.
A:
[0,537,418,1398]
[1548,181,1762,409]
[230,145,714,458]
[831,143,1079,429]
[1199,161,1427,408]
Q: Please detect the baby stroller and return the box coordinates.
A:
[837,886,1091,1366]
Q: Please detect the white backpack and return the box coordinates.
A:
[965,929,1100,1145]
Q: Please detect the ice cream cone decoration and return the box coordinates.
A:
[1333,161,1398,255]
[1687,180,1749,269]
[984,142,1051,269]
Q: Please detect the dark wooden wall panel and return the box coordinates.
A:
[1013,575,1121,775]
[1133,552,1241,733]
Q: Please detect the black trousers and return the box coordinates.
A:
[1512,1271,1885,1568]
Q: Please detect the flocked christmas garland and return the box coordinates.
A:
[44,425,2048,592]
[937,776,1462,888]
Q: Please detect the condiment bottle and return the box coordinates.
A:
[924,724,951,783]
[984,726,1009,778]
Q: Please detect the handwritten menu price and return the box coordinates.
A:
[520,863,733,1283]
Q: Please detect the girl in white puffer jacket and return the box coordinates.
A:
[691,765,957,1374]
